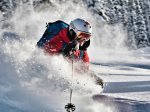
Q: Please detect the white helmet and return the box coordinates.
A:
[69,18,92,35]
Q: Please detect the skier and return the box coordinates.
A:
[37,18,104,88]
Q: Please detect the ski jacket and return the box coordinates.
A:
[43,28,89,64]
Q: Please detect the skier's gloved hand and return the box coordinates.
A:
[62,40,79,57]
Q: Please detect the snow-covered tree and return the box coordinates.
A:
[0,0,150,48]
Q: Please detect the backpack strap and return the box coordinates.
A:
[79,50,84,59]
[62,41,68,50]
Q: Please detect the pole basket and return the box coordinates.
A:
[65,103,76,112]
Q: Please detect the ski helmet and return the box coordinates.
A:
[69,18,92,41]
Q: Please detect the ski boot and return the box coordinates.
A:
[95,77,104,88]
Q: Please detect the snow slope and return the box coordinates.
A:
[89,47,150,112]
[0,1,150,112]
[1,37,150,112]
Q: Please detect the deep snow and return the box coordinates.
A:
[0,1,150,112]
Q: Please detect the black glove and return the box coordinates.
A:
[62,40,78,57]
[79,39,90,50]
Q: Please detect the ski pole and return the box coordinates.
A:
[65,60,76,112]
[70,59,74,103]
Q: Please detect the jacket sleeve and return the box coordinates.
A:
[81,51,89,72]
[82,51,89,63]
[44,34,63,54]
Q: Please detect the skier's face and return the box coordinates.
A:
[76,32,91,45]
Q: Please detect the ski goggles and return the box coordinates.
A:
[76,32,91,41]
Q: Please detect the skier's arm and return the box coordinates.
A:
[73,50,89,74]
[81,51,89,72]
[62,40,79,57]
[82,51,89,63]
